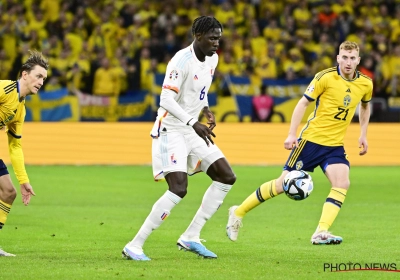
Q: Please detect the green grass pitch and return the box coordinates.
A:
[1,165,399,279]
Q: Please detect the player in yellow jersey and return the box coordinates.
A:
[0,50,48,256]
[226,41,372,245]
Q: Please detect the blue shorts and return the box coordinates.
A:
[0,159,9,176]
[283,139,349,173]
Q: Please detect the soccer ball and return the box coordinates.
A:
[282,170,313,201]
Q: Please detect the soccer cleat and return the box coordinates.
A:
[122,247,151,261]
[226,206,243,241]
[177,237,217,258]
[0,247,16,257]
[311,230,343,245]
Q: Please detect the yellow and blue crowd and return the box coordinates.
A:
[0,0,399,98]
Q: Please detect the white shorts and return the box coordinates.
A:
[152,131,225,181]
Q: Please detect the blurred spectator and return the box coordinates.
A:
[331,0,354,15]
[293,0,311,29]
[262,19,281,42]
[318,4,337,28]
[157,4,179,31]
[218,51,241,76]
[92,57,120,96]
[0,50,12,80]
[139,47,152,91]
[45,74,63,91]
[359,56,375,80]
[252,85,274,122]
[282,48,306,78]
[255,46,279,79]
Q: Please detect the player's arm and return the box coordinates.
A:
[160,91,216,145]
[285,73,324,150]
[284,96,311,150]
[7,119,35,205]
[160,88,194,125]
[358,80,373,156]
[159,62,194,125]
[358,101,370,156]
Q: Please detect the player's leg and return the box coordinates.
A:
[178,137,235,258]
[312,162,349,245]
[181,157,236,238]
[235,171,287,217]
[0,160,17,257]
[226,171,287,241]
[123,134,187,261]
[227,139,320,241]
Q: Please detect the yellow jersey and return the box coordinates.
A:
[0,80,29,184]
[299,66,373,146]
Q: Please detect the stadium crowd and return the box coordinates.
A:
[0,0,399,98]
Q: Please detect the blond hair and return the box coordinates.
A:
[339,41,360,53]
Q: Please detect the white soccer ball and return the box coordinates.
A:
[282,170,313,201]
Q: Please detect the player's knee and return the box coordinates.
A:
[333,179,350,190]
[169,184,188,198]
[2,187,17,202]
[341,179,350,189]
[216,171,236,185]
[225,172,236,185]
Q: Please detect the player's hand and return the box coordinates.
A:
[20,183,36,206]
[284,134,298,150]
[358,137,368,156]
[203,107,216,130]
[192,122,216,146]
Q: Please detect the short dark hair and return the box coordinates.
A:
[20,50,49,77]
[191,16,223,36]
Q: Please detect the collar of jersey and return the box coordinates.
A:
[337,65,360,81]
[190,43,206,67]
[16,80,23,102]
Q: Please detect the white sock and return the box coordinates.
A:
[181,181,232,240]
[127,190,181,252]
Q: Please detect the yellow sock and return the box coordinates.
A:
[318,188,347,231]
[235,180,278,218]
[0,199,12,229]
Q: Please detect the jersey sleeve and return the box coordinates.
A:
[161,59,187,94]
[159,58,193,124]
[303,72,327,101]
[6,105,29,184]
[361,80,373,103]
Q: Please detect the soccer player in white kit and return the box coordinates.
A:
[122,16,236,261]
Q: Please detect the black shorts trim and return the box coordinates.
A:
[0,159,9,176]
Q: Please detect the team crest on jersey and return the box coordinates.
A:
[194,75,198,80]
[169,70,178,80]
[296,161,303,170]
[343,95,351,107]
[306,85,314,93]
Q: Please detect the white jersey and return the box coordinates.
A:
[150,43,218,137]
